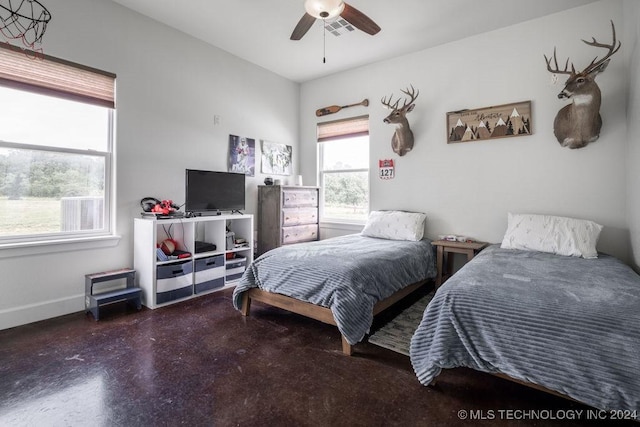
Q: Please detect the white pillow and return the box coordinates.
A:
[500,213,603,259]
[361,210,426,241]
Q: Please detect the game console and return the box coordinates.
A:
[195,241,217,253]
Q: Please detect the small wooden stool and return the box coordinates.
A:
[85,268,142,320]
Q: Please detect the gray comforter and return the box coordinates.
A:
[410,245,640,412]
[233,234,437,345]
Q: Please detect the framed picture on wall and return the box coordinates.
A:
[446,100,532,143]
[228,134,255,176]
[261,140,292,176]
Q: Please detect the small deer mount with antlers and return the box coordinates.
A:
[381,85,419,156]
[544,20,621,149]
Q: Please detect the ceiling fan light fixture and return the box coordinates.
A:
[304,0,344,20]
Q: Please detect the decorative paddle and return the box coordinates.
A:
[316,99,369,117]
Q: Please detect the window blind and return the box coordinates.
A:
[317,115,369,142]
[0,43,115,108]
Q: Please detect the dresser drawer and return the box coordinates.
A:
[282,224,318,245]
[282,189,318,208]
[282,207,318,226]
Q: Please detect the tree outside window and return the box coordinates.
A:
[319,135,369,222]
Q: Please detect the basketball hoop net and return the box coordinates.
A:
[0,0,51,57]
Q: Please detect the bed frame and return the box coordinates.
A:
[240,279,428,355]
[429,372,579,406]
[494,373,581,403]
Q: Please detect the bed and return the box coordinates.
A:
[233,211,437,355]
[410,214,640,412]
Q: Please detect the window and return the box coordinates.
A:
[317,116,369,223]
[0,45,115,245]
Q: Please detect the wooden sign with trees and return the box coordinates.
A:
[447,101,531,143]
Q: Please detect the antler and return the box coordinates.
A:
[544,47,575,75]
[545,20,621,77]
[381,85,419,110]
[381,93,400,110]
[581,20,621,74]
[399,85,419,109]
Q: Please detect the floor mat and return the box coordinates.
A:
[367,291,435,356]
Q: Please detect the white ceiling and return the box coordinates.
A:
[109,0,600,83]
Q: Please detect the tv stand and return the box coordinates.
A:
[231,210,244,215]
[134,214,253,309]
[191,211,222,216]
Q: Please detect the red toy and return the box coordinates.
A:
[151,200,178,215]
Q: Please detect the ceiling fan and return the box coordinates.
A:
[290,0,381,40]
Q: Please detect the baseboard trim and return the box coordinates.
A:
[0,294,84,330]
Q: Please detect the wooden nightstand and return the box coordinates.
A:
[432,240,489,288]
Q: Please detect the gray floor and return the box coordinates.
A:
[0,288,627,426]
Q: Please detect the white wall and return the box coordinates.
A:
[301,0,629,261]
[0,0,299,329]
[624,0,640,270]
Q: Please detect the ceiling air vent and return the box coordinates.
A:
[325,19,355,37]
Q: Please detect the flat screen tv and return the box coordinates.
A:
[185,169,246,214]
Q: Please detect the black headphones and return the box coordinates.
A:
[140,197,161,212]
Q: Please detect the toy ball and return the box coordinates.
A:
[160,239,176,255]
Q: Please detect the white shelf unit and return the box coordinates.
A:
[134,214,253,309]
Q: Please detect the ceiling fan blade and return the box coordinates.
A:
[341,2,381,35]
[290,13,316,40]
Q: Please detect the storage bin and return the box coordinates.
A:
[156,260,193,304]
[194,255,225,293]
[225,255,247,281]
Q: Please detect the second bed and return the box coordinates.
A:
[233,233,437,355]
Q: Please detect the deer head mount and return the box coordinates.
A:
[544,21,621,149]
[381,85,419,156]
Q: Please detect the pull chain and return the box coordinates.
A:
[323,19,326,63]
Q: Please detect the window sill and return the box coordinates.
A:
[0,234,122,259]
[319,221,365,233]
